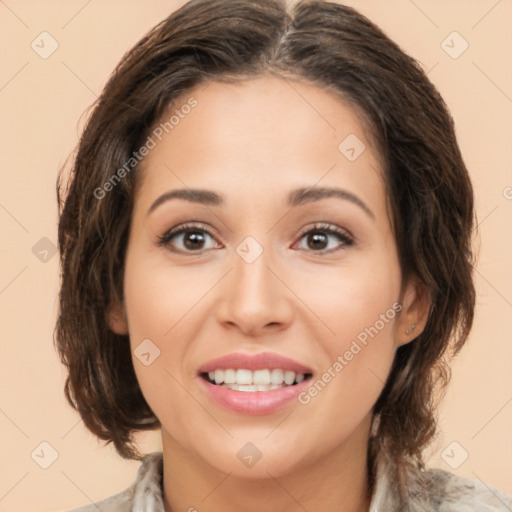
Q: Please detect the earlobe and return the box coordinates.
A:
[405,324,417,336]
[107,299,129,335]
[395,277,431,347]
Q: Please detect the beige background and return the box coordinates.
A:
[0,1,511,511]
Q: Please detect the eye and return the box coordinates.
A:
[157,223,222,253]
[293,223,354,254]
[157,222,353,255]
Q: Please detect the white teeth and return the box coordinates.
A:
[221,383,284,391]
[253,369,270,385]
[238,385,257,392]
[295,373,305,383]
[214,369,224,385]
[284,371,295,385]
[270,369,284,385]
[235,369,253,385]
[204,368,308,389]
[224,368,236,384]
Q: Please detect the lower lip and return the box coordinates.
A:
[197,376,311,415]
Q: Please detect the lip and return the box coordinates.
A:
[197,351,313,374]
[196,352,314,415]
[197,375,311,415]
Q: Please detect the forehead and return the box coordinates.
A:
[136,75,385,210]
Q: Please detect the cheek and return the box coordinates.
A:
[295,253,402,407]
[123,248,215,343]
[296,253,401,343]
[122,254,207,448]
[122,246,218,413]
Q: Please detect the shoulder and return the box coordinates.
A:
[59,490,133,512]
[57,452,164,512]
[420,467,512,511]
[402,463,512,512]
[370,448,512,512]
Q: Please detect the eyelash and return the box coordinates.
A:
[157,222,354,255]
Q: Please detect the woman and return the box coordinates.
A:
[55,0,511,510]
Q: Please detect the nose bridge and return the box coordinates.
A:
[231,238,277,309]
[215,237,293,333]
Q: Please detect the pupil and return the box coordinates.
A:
[308,232,327,249]
[184,231,205,250]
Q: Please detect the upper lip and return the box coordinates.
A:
[197,352,313,375]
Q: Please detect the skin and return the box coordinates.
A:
[109,75,430,512]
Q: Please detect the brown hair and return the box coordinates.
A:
[55,0,475,496]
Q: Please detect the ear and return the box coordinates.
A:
[107,299,129,335]
[395,276,431,347]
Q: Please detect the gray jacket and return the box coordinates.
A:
[62,451,511,511]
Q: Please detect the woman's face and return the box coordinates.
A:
[111,76,422,478]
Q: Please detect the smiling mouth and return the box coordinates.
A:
[200,368,313,392]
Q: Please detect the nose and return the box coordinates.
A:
[215,246,294,337]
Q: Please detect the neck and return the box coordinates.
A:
[161,415,373,512]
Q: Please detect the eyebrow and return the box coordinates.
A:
[147,186,374,219]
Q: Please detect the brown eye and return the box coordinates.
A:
[158,224,221,253]
[183,231,207,250]
[306,232,329,250]
[294,224,354,254]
